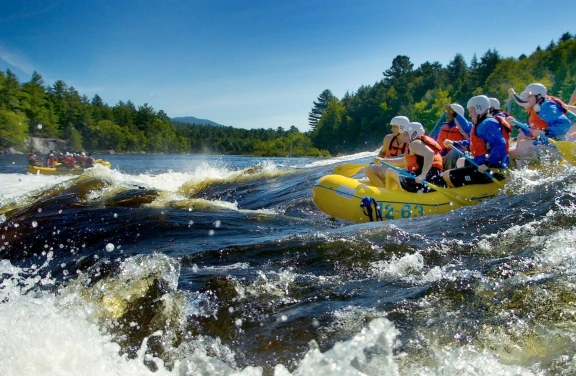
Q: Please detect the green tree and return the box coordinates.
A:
[0,109,28,149]
[308,89,336,130]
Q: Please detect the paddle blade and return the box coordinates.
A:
[551,140,576,165]
[425,183,471,206]
[333,163,369,177]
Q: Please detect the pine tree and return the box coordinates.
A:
[308,89,336,130]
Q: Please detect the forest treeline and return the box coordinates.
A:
[0,71,328,157]
[309,32,576,154]
[1,31,575,157]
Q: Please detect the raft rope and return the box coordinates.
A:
[360,197,382,222]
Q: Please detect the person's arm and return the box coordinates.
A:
[453,113,472,138]
[376,134,393,160]
[569,86,576,106]
[379,156,407,168]
[409,140,434,181]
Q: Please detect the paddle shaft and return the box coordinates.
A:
[378,161,470,206]
[448,144,505,188]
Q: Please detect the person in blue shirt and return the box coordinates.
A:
[443,95,511,187]
[507,83,571,166]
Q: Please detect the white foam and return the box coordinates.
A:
[0,173,74,204]
[303,150,377,169]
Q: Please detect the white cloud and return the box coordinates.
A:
[0,44,35,75]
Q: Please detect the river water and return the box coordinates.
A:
[1,152,576,375]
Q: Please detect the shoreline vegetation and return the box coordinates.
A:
[1,32,575,158]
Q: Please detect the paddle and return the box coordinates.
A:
[448,145,505,188]
[378,161,470,206]
[333,162,370,177]
[429,112,447,140]
[511,119,576,165]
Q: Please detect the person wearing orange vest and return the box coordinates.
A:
[45,153,56,167]
[436,103,470,170]
[365,116,410,187]
[507,83,571,166]
[377,115,410,159]
[28,150,40,166]
[385,122,445,192]
[436,103,469,151]
[443,95,511,188]
[62,152,76,168]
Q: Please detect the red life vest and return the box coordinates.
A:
[437,123,467,151]
[405,135,444,173]
[62,156,75,168]
[46,157,56,167]
[469,117,512,157]
[379,136,408,158]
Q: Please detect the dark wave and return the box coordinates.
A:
[2,158,576,374]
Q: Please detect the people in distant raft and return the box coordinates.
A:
[435,103,470,170]
[77,152,88,167]
[385,122,445,192]
[45,153,56,168]
[506,83,571,167]
[28,150,40,166]
[61,152,76,168]
[365,115,410,187]
[85,152,95,168]
[443,95,511,187]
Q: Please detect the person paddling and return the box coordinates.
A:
[507,83,571,166]
[365,116,410,187]
[385,122,445,192]
[443,95,511,187]
[45,153,56,167]
[435,103,470,169]
[28,150,40,166]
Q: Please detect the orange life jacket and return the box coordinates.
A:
[528,95,568,130]
[378,135,408,158]
[62,156,75,168]
[405,135,444,173]
[437,123,467,151]
[469,117,512,157]
[46,157,56,167]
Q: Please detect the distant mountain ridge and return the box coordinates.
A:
[171,116,224,127]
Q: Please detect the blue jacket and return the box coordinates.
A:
[473,117,509,168]
[538,100,571,139]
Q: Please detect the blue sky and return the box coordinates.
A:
[1,0,574,131]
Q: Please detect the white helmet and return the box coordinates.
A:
[390,115,410,131]
[404,122,425,140]
[449,103,465,116]
[467,95,491,115]
[521,83,547,100]
[488,97,500,110]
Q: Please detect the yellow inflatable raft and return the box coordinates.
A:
[27,159,111,175]
[312,174,505,223]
